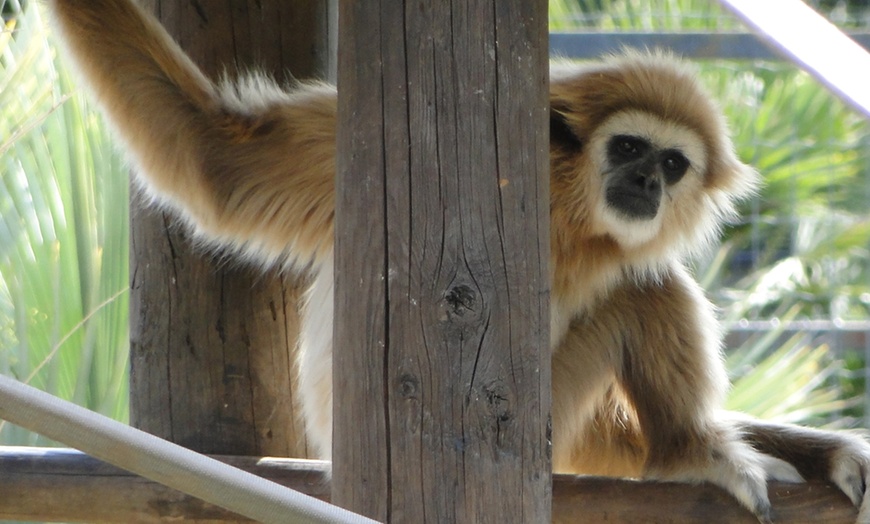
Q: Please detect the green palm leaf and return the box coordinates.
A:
[0,4,129,446]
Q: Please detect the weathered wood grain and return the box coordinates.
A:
[0,448,857,523]
[0,447,328,523]
[552,474,858,523]
[129,0,335,459]
[332,1,551,522]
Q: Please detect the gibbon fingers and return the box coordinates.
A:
[48,0,870,521]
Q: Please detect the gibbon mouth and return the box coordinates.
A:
[605,188,660,220]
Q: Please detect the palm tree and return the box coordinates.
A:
[0,3,129,445]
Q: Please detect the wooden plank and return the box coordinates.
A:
[333,1,551,522]
[129,0,334,459]
[0,447,328,523]
[331,0,390,517]
[0,448,857,523]
[552,474,857,523]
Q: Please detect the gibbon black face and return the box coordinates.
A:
[604,134,690,220]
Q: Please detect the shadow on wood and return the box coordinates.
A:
[0,447,856,523]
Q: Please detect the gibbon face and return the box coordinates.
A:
[549,52,758,261]
[590,110,707,247]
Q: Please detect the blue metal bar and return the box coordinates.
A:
[550,31,870,60]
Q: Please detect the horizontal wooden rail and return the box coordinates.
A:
[0,446,856,523]
[0,446,329,522]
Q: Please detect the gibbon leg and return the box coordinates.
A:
[551,321,622,473]
[554,383,648,477]
[551,297,651,476]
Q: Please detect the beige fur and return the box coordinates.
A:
[49,1,870,521]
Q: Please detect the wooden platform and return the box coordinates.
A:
[0,446,856,523]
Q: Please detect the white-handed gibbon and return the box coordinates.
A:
[48,0,870,521]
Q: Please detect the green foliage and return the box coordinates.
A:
[700,57,870,425]
[1,0,25,23]
[699,63,870,321]
[549,0,740,31]
[808,0,870,27]
[723,306,863,428]
[0,5,129,445]
[549,0,870,30]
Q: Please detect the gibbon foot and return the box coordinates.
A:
[829,437,870,522]
[649,439,803,523]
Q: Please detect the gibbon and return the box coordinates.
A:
[49,0,870,521]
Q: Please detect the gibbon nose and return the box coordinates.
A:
[632,170,661,195]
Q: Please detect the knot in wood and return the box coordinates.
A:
[483,381,513,423]
[441,284,478,320]
[398,374,419,399]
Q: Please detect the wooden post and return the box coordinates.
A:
[129,0,335,458]
[333,1,551,522]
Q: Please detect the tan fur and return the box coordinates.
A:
[49,1,870,521]
[49,0,337,270]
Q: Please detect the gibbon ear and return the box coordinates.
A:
[550,103,582,151]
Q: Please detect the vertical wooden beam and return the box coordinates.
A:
[333,1,551,522]
[130,0,335,459]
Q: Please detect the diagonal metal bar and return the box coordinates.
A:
[720,0,870,118]
[0,374,377,524]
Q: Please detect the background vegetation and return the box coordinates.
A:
[1,0,869,450]
[0,3,129,446]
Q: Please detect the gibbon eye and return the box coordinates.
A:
[661,151,689,184]
[609,135,647,160]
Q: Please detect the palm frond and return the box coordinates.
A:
[0,4,129,445]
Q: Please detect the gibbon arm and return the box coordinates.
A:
[50,0,338,270]
[554,265,870,520]
[612,267,803,519]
